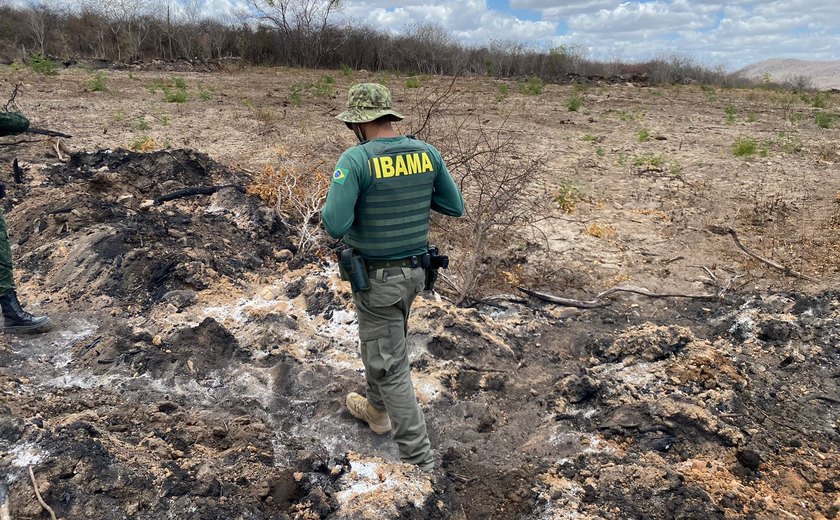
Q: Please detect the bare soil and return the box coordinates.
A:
[0,65,838,519]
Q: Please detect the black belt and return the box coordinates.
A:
[365,256,423,270]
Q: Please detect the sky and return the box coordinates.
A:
[6,0,840,70]
[226,0,840,70]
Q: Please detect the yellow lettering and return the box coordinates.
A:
[421,152,433,172]
[395,155,408,176]
[380,156,395,177]
[406,153,421,174]
[372,158,382,179]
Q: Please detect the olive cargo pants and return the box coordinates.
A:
[0,214,15,291]
[352,266,433,469]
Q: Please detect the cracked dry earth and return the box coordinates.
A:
[0,66,839,519]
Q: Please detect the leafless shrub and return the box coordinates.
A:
[422,106,552,305]
[247,161,330,256]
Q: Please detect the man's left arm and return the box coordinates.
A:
[322,151,362,239]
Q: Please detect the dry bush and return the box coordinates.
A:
[247,162,329,256]
[421,106,552,305]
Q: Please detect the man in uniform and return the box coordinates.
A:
[322,83,464,472]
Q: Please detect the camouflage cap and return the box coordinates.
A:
[336,83,404,124]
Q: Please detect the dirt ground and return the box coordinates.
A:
[0,64,838,519]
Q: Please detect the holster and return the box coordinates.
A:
[423,246,449,291]
[338,248,370,292]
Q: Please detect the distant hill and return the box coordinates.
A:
[736,59,840,90]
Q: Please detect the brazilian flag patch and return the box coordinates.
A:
[332,168,347,185]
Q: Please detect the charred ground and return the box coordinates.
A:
[0,66,839,519]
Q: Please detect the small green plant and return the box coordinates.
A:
[617,153,626,166]
[746,113,757,123]
[290,91,302,107]
[173,77,187,89]
[163,88,188,103]
[405,76,421,88]
[495,83,509,101]
[669,160,682,178]
[198,88,213,100]
[159,114,170,126]
[555,182,585,213]
[484,59,494,77]
[618,109,643,122]
[582,134,598,142]
[134,118,150,131]
[566,95,582,112]
[339,63,354,77]
[732,137,758,157]
[323,74,335,85]
[312,81,334,97]
[131,135,156,151]
[637,128,651,142]
[778,132,801,154]
[28,54,58,75]
[815,111,834,129]
[633,153,664,169]
[519,76,543,96]
[113,111,126,122]
[759,141,770,157]
[571,83,587,94]
[724,105,737,124]
[811,93,829,109]
[89,72,108,92]
[700,84,716,100]
[788,112,804,124]
[596,147,606,157]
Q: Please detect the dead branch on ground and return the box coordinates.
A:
[28,466,57,520]
[4,83,22,112]
[708,225,818,282]
[155,184,245,205]
[519,285,720,309]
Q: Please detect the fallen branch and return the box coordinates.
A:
[708,225,818,282]
[28,466,57,520]
[519,285,720,309]
[12,158,23,183]
[154,184,245,205]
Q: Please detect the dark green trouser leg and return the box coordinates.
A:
[353,266,433,469]
[0,214,15,292]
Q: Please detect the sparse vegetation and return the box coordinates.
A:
[519,76,543,96]
[733,137,758,157]
[134,118,150,131]
[173,77,188,89]
[339,63,354,77]
[164,88,188,103]
[582,134,598,142]
[637,128,651,142]
[633,153,665,169]
[89,72,108,92]
[555,182,586,213]
[596,147,606,157]
[131,135,156,151]
[815,112,834,129]
[405,76,421,88]
[496,83,509,101]
[725,105,737,124]
[28,53,58,75]
[566,95,582,112]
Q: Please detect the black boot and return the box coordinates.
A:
[0,290,51,334]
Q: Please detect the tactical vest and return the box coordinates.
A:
[344,137,438,260]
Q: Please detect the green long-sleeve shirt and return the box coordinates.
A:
[322,136,464,257]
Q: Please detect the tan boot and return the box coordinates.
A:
[345,392,391,434]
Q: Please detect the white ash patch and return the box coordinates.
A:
[8,442,45,469]
[334,454,433,517]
